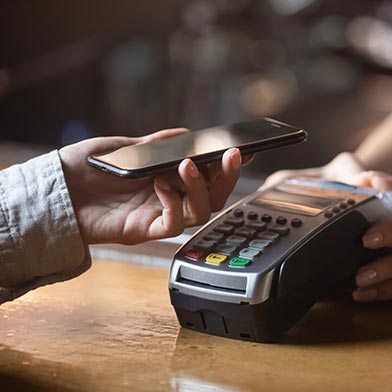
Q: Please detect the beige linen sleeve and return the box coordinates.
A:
[0,150,91,304]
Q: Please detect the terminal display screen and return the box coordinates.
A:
[251,189,339,216]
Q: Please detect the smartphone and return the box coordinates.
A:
[87,118,307,179]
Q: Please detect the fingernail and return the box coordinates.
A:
[362,232,383,248]
[356,268,377,287]
[231,149,242,169]
[353,288,378,302]
[154,177,171,191]
[185,159,200,179]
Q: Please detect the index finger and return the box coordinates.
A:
[352,171,392,191]
[362,221,392,249]
[139,128,189,143]
[200,152,254,186]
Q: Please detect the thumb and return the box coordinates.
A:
[370,172,392,192]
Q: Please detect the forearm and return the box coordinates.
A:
[0,150,91,304]
[354,114,392,173]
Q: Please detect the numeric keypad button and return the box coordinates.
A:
[245,222,267,232]
[268,224,290,236]
[203,231,225,242]
[194,240,216,252]
[224,217,245,227]
[214,224,234,235]
[239,248,261,260]
[234,227,257,239]
[249,239,271,250]
[215,244,237,256]
[258,231,279,241]
[225,235,247,247]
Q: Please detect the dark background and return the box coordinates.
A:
[0,0,391,176]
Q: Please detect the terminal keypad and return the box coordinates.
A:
[184,208,304,269]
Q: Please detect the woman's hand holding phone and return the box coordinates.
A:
[59,128,245,245]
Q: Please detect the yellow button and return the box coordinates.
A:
[205,253,227,265]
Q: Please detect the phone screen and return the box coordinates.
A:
[88,118,306,178]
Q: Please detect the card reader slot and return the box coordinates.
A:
[177,277,246,294]
[178,265,247,292]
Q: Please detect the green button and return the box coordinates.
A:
[229,257,251,268]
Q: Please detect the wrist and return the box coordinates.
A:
[321,152,365,182]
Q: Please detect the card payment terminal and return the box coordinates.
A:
[168,178,392,343]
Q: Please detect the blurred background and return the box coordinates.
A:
[0,0,391,178]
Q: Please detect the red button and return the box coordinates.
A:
[184,249,204,261]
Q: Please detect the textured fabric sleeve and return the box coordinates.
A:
[0,150,91,304]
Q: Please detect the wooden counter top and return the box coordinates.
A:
[1,258,392,392]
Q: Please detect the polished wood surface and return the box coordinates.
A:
[1,258,392,392]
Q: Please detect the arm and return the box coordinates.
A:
[0,129,244,304]
[0,150,90,303]
[262,113,392,189]
[354,113,392,173]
